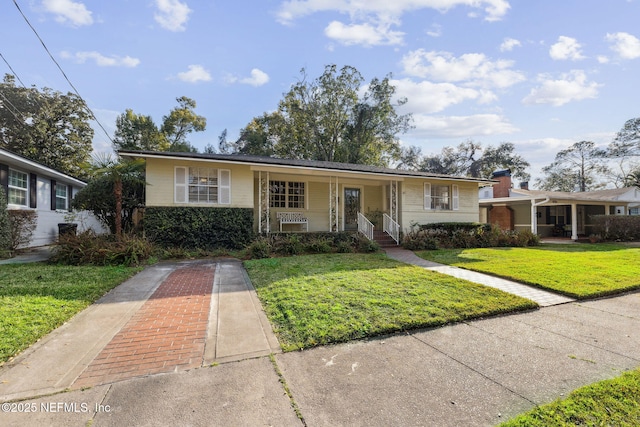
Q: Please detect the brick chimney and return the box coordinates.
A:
[520,181,529,190]
[491,169,512,198]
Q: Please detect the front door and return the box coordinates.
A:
[344,188,361,231]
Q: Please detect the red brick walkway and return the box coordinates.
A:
[74,264,215,388]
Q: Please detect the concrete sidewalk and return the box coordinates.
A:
[2,292,638,426]
[0,259,280,402]
[385,247,575,307]
[1,256,639,426]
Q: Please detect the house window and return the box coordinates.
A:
[174,166,231,204]
[424,183,459,211]
[270,180,305,209]
[55,184,68,210]
[8,169,28,206]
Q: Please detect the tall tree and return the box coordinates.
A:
[418,141,531,181]
[160,96,206,152]
[113,109,168,152]
[0,74,93,177]
[230,113,280,156]
[235,65,412,166]
[606,117,640,187]
[535,140,609,191]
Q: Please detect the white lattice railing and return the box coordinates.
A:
[357,212,374,241]
[383,213,400,244]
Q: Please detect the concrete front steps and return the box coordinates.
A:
[373,230,399,248]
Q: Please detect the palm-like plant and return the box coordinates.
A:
[85,154,145,239]
[626,170,640,189]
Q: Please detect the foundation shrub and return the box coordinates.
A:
[7,210,37,251]
[144,207,254,250]
[246,232,377,259]
[592,215,640,241]
[403,222,539,250]
[52,230,154,266]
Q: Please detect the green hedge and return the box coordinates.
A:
[144,207,254,249]
[405,222,539,249]
[592,215,640,241]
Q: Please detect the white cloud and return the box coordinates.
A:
[177,65,212,83]
[499,37,521,52]
[61,51,140,67]
[597,55,610,64]
[154,0,192,32]
[227,69,270,87]
[606,32,640,59]
[41,0,93,26]
[240,69,270,87]
[401,49,525,89]
[324,21,404,46]
[410,114,518,138]
[522,70,600,106]
[276,0,511,24]
[392,78,482,113]
[549,36,585,61]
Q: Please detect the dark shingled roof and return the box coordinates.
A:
[119,150,491,183]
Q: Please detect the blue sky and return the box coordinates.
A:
[2,0,640,183]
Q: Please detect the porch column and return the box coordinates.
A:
[530,200,538,234]
[258,171,270,234]
[570,203,578,240]
[329,176,338,231]
[390,180,398,223]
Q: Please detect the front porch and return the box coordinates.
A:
[253,170,400,244]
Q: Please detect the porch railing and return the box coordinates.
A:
[357,212,374,241]
[383,213,400,244]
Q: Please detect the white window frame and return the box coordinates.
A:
[55,183,69,211]
[8,168,28,207]
[269,180,306,209]
[424,183,459,211]
[174,166,231,205]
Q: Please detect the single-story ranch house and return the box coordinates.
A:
[480,169,640,240]
[120,150,491,244]
[1,148,106,248]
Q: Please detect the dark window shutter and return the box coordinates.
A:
[68,186,72,210]
[51,179,57,210]
[0,163,8,197]
[30,173,37,209]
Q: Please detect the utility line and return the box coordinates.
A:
[11,0,115,145]
[0,52,29,88]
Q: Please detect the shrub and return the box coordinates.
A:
[51,230,154,266]
[592,215,640,241]
[245,232,379,259]
[0,187,10,255]
[403,222,539,250]
[8,210,37,251]
[248,237,271,259]
[305,238,333,254]
[144,207,254,250]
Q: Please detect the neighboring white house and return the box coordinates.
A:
[1,148,107,248]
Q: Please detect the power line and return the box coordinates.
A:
[0,52,29,88]
[11,0,115,146]
[0,90,29,123]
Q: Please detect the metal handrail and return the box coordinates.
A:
[357,212,374,240]
[383,213,400,244]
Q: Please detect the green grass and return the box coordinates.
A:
[415,244,640,299]
[0,263,139,364]
[500,368,640,426]
[245,253,537,351]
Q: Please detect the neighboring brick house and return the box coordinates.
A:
[479,169,640,239]
[0,148,107,248]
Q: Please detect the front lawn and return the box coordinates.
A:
[0,263,139,364]
[500,368,640,426]
[415,244,640,299]
[245,253,537,351]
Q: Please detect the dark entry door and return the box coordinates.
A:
[344,188,361,231]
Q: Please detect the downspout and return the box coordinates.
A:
[530,197,550,235]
